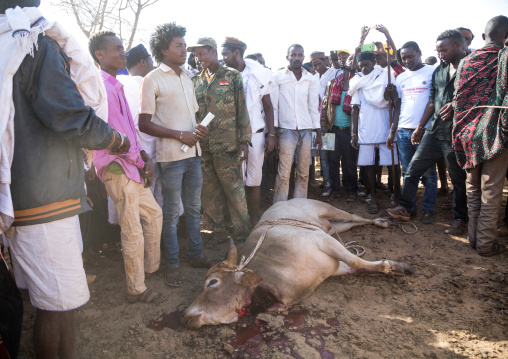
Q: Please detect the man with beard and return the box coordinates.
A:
[272,44,321,202]
[453,16,508,256]
[189,37,252,246]
[386,41,438,224]
[221,37,276,225]
[387,30,468,235]
[139,24,212,288]
[1,1,129,357]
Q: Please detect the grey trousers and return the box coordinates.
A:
[274,129,312,203]
[466,150,508,254]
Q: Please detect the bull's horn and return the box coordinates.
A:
[226,238,238,264]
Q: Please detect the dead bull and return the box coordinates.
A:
[182,198,413,329]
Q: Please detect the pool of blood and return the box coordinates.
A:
[146,287,340,358]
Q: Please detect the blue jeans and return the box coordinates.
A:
[397,128,437,213]
[329,126,358,194]
[320,150,330,184]
[399,132,468,221]
[159,157,203,268]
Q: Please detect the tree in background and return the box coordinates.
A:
[55,0,159,50]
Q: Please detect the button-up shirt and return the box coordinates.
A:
[193,64,251,153]
[140,63,200,162]
[426,63,457,141]
[94,71,144,183]
[272,67,320,130]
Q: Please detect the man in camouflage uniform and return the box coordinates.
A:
[188,38,252,244]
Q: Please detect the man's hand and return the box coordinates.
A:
[375,24,389,36]
[440,103,454,121]
[314,132,322,154]
[264,134,277,156]
[239,141,249,162]
[360,26,370,40]
[195,123,208,140]
[386,132,396,150]
[109,132,131,155]
[180,131,198,148]
[411,127,424,145]
[384,84,398,103]
[351,134,359,150]
[140,159,153,188]
[86,196,94,208]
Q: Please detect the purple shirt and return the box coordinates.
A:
[94,71,144,183]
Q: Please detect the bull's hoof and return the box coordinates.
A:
[389,261,414,276]
[373,218,389,228]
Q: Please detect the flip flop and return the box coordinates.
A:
[165,267,183,287]
[126,289,167,304]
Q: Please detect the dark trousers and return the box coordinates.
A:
[329,126,358,195]
[399,132,468,221]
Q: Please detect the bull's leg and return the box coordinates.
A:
[315,233,413,276]
[328,221,372,234]
[315,201,389,229]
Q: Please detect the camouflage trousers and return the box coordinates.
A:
[201,151,250,237]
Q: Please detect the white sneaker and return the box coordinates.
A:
[321,183,332,197]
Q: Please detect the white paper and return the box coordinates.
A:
[181,113,215,152]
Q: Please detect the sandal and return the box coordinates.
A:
[127,289,167,304]
[479,242,506,257]
[368,202,379,214]
[165,267,183,287]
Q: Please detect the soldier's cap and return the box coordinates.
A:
[187,37,217,52]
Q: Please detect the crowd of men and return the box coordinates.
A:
[0,0,508,358]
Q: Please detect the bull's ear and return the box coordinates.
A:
[237,271,263,287]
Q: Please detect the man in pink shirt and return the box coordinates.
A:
[89,31,165,303]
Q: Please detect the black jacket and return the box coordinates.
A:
[11,35,113,226]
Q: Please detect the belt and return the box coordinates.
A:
[255,128,265,133]
[333,125,350,131]
[401,128,416,131]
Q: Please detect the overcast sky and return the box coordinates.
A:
[41,0,508,70]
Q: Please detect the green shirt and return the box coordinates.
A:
[106,161,125,175]
[192,64,252,153]
[333,91,351,127]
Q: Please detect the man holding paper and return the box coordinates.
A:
[190,37,252,246]
[139,23,212,288]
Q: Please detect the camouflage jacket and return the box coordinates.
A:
[193,64,252,153]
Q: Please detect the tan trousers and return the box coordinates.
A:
[103,172,162,295]
[466,151,508,254]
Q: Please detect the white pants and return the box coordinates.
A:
[6,216,89,311]
[358,144,398,166]
[243,132,265,187]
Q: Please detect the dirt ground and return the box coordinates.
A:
[15,171,508,359]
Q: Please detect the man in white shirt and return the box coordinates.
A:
[386,41,437,224]
[138,23,213,288]
[311,51,341,196]
[272,44,322,203]
[349,51,399,214]
[221,37,276,225]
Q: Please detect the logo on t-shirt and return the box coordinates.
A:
[423,81,427,85]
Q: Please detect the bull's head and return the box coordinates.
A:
[182,239,262,329]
